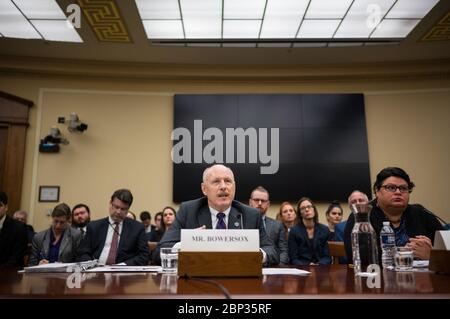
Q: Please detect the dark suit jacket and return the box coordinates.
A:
[29,227,82,266]
[156,197,279,265]
[288,223,332,265]
[0,216,28,268]
[264,216,289,264]
[344,203,444,263]
[77,217,149,266]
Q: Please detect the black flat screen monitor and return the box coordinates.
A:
[172,94,371,203]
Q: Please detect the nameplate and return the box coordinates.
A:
[180,229,259,252]
[434,230,450,250]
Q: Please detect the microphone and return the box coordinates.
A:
[108,222,121,236]
[416,204,450,230]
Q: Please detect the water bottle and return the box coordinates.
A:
[380,221,396,270]
[350,203,379,276]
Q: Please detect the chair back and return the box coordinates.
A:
[327,241,345,264]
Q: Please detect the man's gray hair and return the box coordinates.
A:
[347,190,369,204]
[202,164,234,182]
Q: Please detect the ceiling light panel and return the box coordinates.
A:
[30,20,82,42]
[143,20,184,38]
[305,0,353,19]
[386,0,439,19]
[260,0,309,38]
[371,19,420,38]
[12,0,66,19]
[223,20,261,38]
[181,0,221,38]
[135,0,181,19]
[224,0,266,19]
[0,0,41,38]
[133,0,440,43]
[334,0,396,38]
[297,19,340,38]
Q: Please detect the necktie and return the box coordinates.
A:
[216,212,227,229]
[106,222,119,265]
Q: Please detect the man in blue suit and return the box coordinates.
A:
[157,164,278,266]
[77,189,149,265]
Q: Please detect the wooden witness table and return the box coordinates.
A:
[1,265,449,299]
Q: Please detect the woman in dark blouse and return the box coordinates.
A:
[288,197,331,265]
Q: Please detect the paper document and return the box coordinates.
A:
[263,268,310,276]
[22,260,98,273]
[85,265,162,273]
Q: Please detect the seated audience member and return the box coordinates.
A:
[147,207,177,243]
[29,203,82,266]
[71,203,91,236]
[249,186,288,265]
[126,211,136,220]
[154,211,162,230]
[334,191,369,264]
[344,167,444,261]
[0,191,28,268]
[161,206,176,231]
[13,210,36,243]
[77,189,149,265]
[140,211,155,233]
[156,164,278,265]
[277,202,297,240]
[288,197,331,265]
[146,211,163,242]
[336,190,370,242]
[325,201,344,241]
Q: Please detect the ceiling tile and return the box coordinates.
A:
[297,19,340,38]
[224,0,265,19]
[386,0,440,19]
[260,0,308,38]
[371,19,420,38]
[305,0,353,19]
[223,20,261,38]
[143,20,184,39]
[13,0,66,19]
[135,0,181,20]
[334,0,396,38]
[30,19,82,42]
[0,0,41,38]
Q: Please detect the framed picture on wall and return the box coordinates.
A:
[38,186,60,202]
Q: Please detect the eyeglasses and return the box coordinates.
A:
[300,204,314,212]
[251,198,269,204]
[380,184,411,194]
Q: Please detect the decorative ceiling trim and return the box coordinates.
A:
[0,55,449,85]
[76,0,131,43]
[422,11,450,42]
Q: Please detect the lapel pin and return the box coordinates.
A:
[234,222,240,227]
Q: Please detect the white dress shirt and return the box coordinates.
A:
[98,217,123,265]
[0,214,5,231]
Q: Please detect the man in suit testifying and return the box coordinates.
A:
[157,164,279,265]
[0,191,28,268]
[77,189,149,266]
[249,186,289,265]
